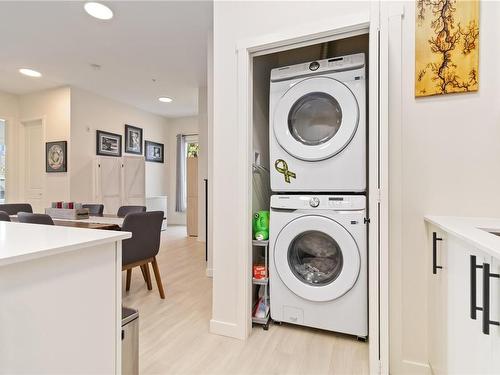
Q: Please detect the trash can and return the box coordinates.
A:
[122,307,139,375]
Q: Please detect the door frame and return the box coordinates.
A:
[19,116,46,209]
[0,115,12,203]
[234,4,389,374]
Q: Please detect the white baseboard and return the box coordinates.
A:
[206,268,213,277]
[400,360,431,374]
[209,319,241,339]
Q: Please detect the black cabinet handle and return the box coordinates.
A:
[432,232,443,274]
[470,255,483,319]
[482,262,500,335]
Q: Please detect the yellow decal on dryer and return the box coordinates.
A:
[274,159,296,183]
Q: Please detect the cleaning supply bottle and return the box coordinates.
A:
[252,211,270,241]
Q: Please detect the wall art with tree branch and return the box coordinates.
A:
[415,0,479,97]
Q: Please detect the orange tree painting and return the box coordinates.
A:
[415,0,479,97]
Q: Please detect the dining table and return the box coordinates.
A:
[10,214,124,231]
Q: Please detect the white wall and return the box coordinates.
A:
[70,87,169,210]
[212,0,370,339]
[19,87,71,207]
[389,2,500,373]
[0,91,20,202]
[166,115,199,225]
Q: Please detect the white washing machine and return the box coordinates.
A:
[269,53,366,192]
[269,194,367,337]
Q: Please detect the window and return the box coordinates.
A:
[0,119,5,203]
[187,142,199,158]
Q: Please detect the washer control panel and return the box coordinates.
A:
[309,197,320,207]
[328,197,353,209]
[271,195,365,210]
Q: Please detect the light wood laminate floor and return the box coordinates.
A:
[122,226,368,375]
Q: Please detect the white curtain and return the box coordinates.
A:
[175,134,187,212]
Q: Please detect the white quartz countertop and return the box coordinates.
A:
[425,216,500,259]
[0,221,131,267]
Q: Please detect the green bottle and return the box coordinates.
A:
[252,211,270,241]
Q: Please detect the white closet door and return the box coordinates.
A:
[23,120,44,212]
[123,156,145,206]
[96,156,123,215]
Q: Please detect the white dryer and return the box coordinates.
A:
[269,194,367,337]
[269,53,366,192]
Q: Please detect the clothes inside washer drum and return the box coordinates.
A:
[292,231,339,257]
[289,230,344,285]
[294,258,340,284]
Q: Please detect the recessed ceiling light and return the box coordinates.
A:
[19,68,42,78]
[158,97,173,103]
[84,2,113,20]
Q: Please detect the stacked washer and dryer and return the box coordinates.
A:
[268,53,368,338]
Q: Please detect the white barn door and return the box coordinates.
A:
[123,156,145,206]
[95,156,123,215]
[94,156,146,215]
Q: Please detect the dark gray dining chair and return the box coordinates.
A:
[117,205,146,218]
[17,212,54,225]
[0,211,11,222]
[122,211,165,299]
[82,204,104,217]
[0,203,33,215]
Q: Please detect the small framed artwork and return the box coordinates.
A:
[125,124,143,155]
[145,140,164,163]
[96,130,122,157]
[46,141,67,173]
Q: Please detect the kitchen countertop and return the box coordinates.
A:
[0,221,131,267]
[425,216,500,259]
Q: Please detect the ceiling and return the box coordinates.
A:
[0,1,212,117]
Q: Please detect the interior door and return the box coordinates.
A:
[273,215,360,302]
[96,156,123,215]
[273,77,359,161]
[23,119,44,212]
[123,156,145,206]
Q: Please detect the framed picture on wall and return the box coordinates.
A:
[124,124,143,155]
[46,141,67,173]
[96,130,122,157]
[145,140,164,163]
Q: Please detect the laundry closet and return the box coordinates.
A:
[251,33,370,338]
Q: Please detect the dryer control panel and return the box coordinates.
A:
[271,194,365,211]
[270,53,365,82]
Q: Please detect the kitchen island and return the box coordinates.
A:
[0,221,131,374]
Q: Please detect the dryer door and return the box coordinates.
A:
[273,77,359,161]
[274,215,360,302]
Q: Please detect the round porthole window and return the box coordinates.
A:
[287,92,343,146]
[287,230,344,286]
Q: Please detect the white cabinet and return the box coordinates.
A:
[446,237,491,374]
[427,228,448,375]
[489,257,500,373]
[427,224,500,374]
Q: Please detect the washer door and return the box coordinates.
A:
[274,215,360,302]
[273,77,359,161]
